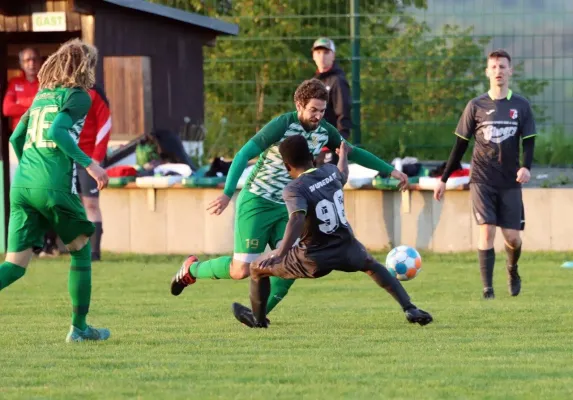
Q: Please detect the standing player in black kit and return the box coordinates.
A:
[434,49,537,299]
[242,135,433,328]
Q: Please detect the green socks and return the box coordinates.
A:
[1,244,93,331]
[190,256,232,279]
[0,262,26,290]
[266,277,295,313]
[69,243,92,331]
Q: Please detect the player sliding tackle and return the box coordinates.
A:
[246,136,432,328]
[0,39,110,342]
[170,79,409,327]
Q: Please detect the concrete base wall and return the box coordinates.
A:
[100,188,573,254]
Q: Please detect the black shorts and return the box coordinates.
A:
[470,183,524,230]
[272,239,369,279]
[76,164,99,198]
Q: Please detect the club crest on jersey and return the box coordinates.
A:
[509,109,518,120]
[309,132,328,154]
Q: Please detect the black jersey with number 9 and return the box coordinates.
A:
[282,163,354,253]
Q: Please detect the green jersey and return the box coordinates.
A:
[246,111,343,204]
[10,87,93,194]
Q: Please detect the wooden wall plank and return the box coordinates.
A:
[53,1,67,12]
[17,15,31,32]
[94,6,207,134]
[4,16,17,32]
[67,12,81,31]
[104,56,154,139]
[80,14,94,43]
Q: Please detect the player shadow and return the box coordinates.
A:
[383,190,442,249]
[381,191,396,248]
[417,191,441,249]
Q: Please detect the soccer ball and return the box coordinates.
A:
[385,245,422,281]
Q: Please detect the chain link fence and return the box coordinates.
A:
[154,0,573,164]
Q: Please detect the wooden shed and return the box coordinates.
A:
[0,0,238,250]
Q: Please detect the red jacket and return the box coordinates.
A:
[2,74,39,131]
[79,85,112,163]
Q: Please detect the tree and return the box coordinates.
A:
[148,0,548,162]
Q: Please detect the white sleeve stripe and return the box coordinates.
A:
[95,117,112,145]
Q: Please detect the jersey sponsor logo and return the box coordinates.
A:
[483,125,518,144]
[15,85,24,92]
[308,172,337,192]
[509,109,518,119]
[479,120,518,144]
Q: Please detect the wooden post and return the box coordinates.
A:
[80,14,94,44]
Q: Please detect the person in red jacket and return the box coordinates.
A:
[77,85,112,261]
[3,48,41,181]
[2,48,41,131]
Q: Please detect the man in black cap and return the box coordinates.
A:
[311,37,352,165]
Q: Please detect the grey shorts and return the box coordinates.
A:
[76,164,99,198]
[272,239,370,279]
[470,183,524,230]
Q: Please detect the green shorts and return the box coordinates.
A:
[7,187,95,253]
[234,189,288,263]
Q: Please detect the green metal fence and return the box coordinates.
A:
[155,0,573,164]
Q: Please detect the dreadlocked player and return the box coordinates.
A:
[0,39,111,343]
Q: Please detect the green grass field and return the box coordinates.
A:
[1,251,573,400]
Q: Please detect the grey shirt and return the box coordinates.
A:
[282,163,354,254]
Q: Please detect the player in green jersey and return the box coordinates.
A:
[170,79,408,326]
[0,39,111,342]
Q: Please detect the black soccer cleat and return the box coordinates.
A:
[232,302,270,328]
[170,255,198,296]
[405,307,433,326]
[483,287,495,299]
[253,319,268,329]
[507,265,521,296]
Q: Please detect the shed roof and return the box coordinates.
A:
[100,0,238,36]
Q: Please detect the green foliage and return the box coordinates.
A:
[359,23,490,159]
[534,125,573,166]
[147,0,550,164]
[152,0,232,14]
[512,62,550,124]
[540,174,571,188]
